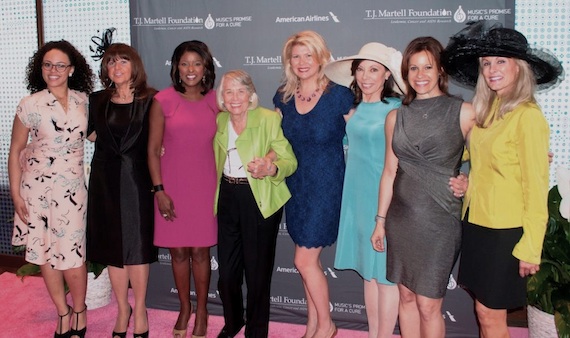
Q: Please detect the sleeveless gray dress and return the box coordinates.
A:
[386,95,464,298]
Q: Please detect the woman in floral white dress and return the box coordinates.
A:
[9,40,93,338]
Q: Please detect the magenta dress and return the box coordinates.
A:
[153,87,218,247]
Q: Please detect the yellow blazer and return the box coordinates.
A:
[463,100,549,264]
[213,106,297,218]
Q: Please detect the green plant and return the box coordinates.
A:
[527,185,570,336]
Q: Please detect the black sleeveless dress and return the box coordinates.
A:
[386,95,464,298]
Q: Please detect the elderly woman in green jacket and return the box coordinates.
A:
[214,69,297,338]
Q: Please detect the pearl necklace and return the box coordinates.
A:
[296,87,320,102]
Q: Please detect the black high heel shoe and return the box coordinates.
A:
[133,310,149,338]
[54,305,72,338]
[70,304,87,338]
[112,306,133,338]
[133,331,149,338]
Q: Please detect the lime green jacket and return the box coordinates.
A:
[463,100,549,264]
[213,106,297,218]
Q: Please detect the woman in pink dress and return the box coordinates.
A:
[148,40,218,338]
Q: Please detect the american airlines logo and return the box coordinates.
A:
[275,11,340,23]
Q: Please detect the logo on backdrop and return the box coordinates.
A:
[270,295,308,311]
[447,274,457,290]
[204,13,253,29]
[325,267,338,279]
[210,256,219,270]
[276,266,300,274]
[132,16,204,31]
[164,57,223,68]
[332,301,365,315]
[158,251,172,265]
[276,265,338,279]
[464,7,512,21]
[443,310,457,322]
[364,5,510,24]
[244,55,282,70]
[278,221,289,236]
[364,7,454,23]
[329,12,340,23]
[275,11,340,24]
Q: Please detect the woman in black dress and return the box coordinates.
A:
[86,43,157,338]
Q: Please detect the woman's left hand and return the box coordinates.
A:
[519,260,540,277]
[449,172,468,198]
[247,156,276,179]
[371,222,386,252]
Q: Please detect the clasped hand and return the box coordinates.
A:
[449,172,468,198]
[247,156,274,179]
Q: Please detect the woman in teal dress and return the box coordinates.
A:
[325,42,406,338]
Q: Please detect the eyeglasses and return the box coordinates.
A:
[42,62,71,72]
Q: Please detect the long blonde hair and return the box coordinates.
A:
[278,30,330,103]
[472,58,536,127]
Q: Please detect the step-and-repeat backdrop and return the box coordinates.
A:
[1,1,567,336]
[131,1,514,335]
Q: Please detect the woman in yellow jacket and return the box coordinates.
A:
[213,69,297,338]
[443,21,563,337]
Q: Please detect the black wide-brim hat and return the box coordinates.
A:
[442,20,564,91]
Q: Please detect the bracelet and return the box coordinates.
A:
[153,184,164,193]
[375,215,386,222]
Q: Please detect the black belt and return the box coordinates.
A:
[222,175,249,185]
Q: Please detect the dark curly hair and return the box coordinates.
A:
[170,40,215,95]
[26,40,94,94]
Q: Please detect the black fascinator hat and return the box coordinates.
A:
[442,20,564,90]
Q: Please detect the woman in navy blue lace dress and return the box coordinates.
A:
[273,30,353,338]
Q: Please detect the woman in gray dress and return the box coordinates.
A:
[371,37,474,338]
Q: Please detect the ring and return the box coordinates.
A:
[162,213,168,217]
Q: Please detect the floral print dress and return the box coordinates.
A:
[12,89,88,270]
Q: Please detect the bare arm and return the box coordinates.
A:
[343,107,356,123]
[87,131,96,142]
[371,109,398,252]
[459,102,476,146]
[147,99,176,220]
[448,102,476,197]
[8,116,30,223]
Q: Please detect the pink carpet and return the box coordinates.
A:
[0,272,528,337]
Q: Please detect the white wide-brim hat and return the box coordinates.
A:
[325,42,406,95]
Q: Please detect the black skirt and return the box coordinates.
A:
[458,218,526,309]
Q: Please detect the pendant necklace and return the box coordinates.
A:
[296,87,320,102]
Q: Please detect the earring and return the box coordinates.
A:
[202,77,206,83]
[178,77,182,84]
[69,73,73,78]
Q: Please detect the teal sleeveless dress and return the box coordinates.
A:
[334,97,401,283]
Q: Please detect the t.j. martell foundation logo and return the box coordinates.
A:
[205,14,215,29]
